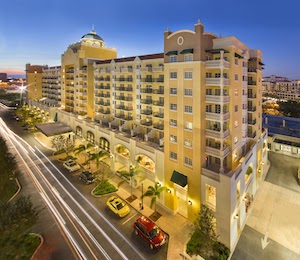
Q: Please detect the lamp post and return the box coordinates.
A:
[19,84,27,106]
[141,182,144,210]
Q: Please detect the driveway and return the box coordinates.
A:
[232,152,300,260]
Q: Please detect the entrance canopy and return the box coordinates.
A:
[35,122,72,137]
[170,170,188,187]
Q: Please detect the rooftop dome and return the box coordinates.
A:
[81,29,104,42]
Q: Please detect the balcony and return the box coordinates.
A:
[153,89,164,95]
[205,128,230,139]
[124,96,133,102]
[115,96,125,100]
[115,114,133,121]
[96,101,110,106]
[248,80,257,86]
[140,88,153,93]
[120,67,133,73]
[96,85,110,90]
[141,99,153,104]
[78,69,87,74]
[248,68,257,73]
[205,59,230,69]
[205,95,230,103]
[141,120,152,126]
[141,78,153,83]
[140,67,152,72]
[98,93,110,98]
[78,99,87,104]
[205,112,230,121]
[152,101,164,107]
[78,91,87,96]
[141,109,152,115]
[152,66,164,72]
[248,131,257,138]
[205,145,230,158]
[205,77,230,86]
[96,77,110,81]
[153,123,164,130]
[153,77,164,83]
[248,93,257,99]
[98,109,110,114]
[248,106,257,112]
[153,112,164,118]
[248,119,257,125]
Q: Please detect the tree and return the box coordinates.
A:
[73,143,94,169]
[51,135,74,158]
[88,150,109,186]
[141,182,167,216]
[118,165,144,200]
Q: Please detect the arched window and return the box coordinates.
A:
[76,126,82,137]
[87,131,95,144]
[100,137,110,152]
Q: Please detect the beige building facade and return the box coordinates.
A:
[27,21,268,250]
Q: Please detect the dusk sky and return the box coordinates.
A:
[0,0,299,79]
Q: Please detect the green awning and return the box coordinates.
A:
[259,61,265,66]
[235,53,243,59]
[165,50,178,56]
[180,48,194,54]
[170,170,188,187]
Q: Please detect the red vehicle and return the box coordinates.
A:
[133,215,166,249]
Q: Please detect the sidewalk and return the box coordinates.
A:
[109,174,194,260]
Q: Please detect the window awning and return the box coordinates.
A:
[235,53,243,59]
[165,50,178,56]
[170,170,188,187]
[259,61,265,66]
[180,48,194,54]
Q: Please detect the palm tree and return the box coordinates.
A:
[88,150,109,186]
[118,165,144,201]
[73,143,94,169]
[141,182,167,216]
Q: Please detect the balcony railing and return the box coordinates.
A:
[153,89,164,94]
[248,119,257,125]
[205,145,230,158]
[248,81,257,86]
[205,112,230,121]
[141,109,152,115]
[205,77,230,86]
[248,106,257,112]
[153,123,164,130]
[205,59,230,69]
[140,88,153,93]
[140,120,153,126]
[152,101,164,106]
[248,131,257,138]
[248,94,257,99]
[205,128,230,139]
[98,109,110,114]
[153,112,164,118]
[140,99,153,104]
[205,95,230,103]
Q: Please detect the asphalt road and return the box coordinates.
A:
[232,152,300,260]
[0,107,168,260]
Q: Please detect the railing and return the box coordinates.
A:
[153,112,164,118]
[140,99,153,104]
[140,88,153,93]
[205,128,230,139]
[205,145,230,157]
[205,77,230,86]
[205,95,230,103]
[141,110,152,115]
[248,119,257,125]
[248,106,257,112]
[152,101,164,106]
[247,131,256,138]
[153,89,164,94]
[205,112,230,121]
[205,59,230,69]
[248,81,257,86]
[153,124,164,130]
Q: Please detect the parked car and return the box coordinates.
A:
[133,215,167,249]
[63,160,81,172]
[79,171,95,184]
[106,196,130,218]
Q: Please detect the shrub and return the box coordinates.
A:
[93,179,117,196]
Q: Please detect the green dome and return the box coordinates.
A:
[81,30,103,41]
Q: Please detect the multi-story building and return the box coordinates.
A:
[263,75,300,100]
[28,21,268,250]
[41,66,61,106]
[25,63,45,101]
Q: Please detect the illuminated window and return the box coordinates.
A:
[184,121,193,131]
[206,184,216,211]
[170,119,177,127]
[170,135,177,143]
[184,139,192,148]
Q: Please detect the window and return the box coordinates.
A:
[170,103,177,111]
[206,184,216,211]
[184,121,193,131]
[170,88,177,95]
[170,119,177,127]
[184,105,193,113]
[235,74,238,81]
[87,131,95,144]
[184,138,192,148]
[235,105,238,112]
[170,151,177,160]
[184,157,193,167]
[234,89,238,96]
[206,72,212,78]
[170,72,177,79]
[206,105,212,112]
[170,56,178,63]
[215,73,221,78]
[170,135,177,143]
[234,120,238,128]
[235,58,238,65]
[215,104,221,114]
[184,54,193,62]
[184,89,193,96]
[184,72,193,79]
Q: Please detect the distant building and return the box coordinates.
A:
[25,64,46,102]
[263,75,300,100]
[0,73,7,82]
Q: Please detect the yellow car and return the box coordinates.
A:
[106,196,130,218]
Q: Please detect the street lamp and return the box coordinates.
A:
[140,182,144,210]
[19,84,27,106]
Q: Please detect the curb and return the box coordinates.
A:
[30,233,44,260]
[7,178,22,203]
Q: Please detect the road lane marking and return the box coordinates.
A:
[122,213,138,225]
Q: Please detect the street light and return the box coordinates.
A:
[19,84,27,106]
[140,182,144,210]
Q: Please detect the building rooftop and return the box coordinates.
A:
[263,114,300,138]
